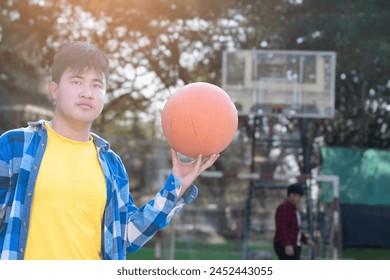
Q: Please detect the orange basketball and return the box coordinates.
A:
[161,82,238,158]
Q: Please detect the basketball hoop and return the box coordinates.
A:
[222,49,336,119]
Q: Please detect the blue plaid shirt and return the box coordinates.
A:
[0,120,198,260]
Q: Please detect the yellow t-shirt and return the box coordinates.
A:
[24,122,107,260]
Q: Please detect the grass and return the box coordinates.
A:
[126,239,390,260]
[127,239,277,260]
[342,248,390,260]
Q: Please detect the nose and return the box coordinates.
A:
[80,85,93,98]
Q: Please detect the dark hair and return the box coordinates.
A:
[51,41,109,83]
[287,183,305,196]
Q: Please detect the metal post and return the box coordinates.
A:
[299,118,315,259]
[242,183,254,259]
[154,231,162,259]
[169,220,176,260]
[241,115,260,259]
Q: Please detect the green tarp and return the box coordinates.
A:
[320,147,390,205]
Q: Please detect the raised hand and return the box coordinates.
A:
[170,148,219,197]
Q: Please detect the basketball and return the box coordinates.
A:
[161,82,238,158]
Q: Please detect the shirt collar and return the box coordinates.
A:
[27,120,110,151]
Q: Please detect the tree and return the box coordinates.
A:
[281,0,390,149]
[0,0,61,131]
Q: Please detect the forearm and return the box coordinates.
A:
[126,173,197,253]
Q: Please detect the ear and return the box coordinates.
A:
[48,81,58,102]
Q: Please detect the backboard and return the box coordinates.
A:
[222,49,337,118]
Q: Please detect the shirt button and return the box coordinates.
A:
[33,165,38,170]
[23,221,27,227]
[40,143,45,147]
[27,192,32,197]
[20,247,24,253]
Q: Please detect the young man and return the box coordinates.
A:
[273,183,315,260]
[0,42,219,260]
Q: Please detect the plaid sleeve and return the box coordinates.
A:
[126,173,197,253]
[0,133,11,229]
[275,204,292,246]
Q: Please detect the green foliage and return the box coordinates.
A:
[281,0,390,149]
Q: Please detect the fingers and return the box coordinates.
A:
[171,148,179,164]
[171,148,219,174]
[194,154,203,171]
[199,154,220,172]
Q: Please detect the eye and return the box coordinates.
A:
[71,80,81,85]
[94,83,103,89]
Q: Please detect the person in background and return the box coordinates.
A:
[273,183,315,260]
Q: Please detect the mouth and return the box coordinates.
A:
[76,103,93,109]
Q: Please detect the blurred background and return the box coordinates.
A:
[1,0,390,260]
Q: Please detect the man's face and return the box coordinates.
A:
[49,68,106,126]
[289,193,302,206]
